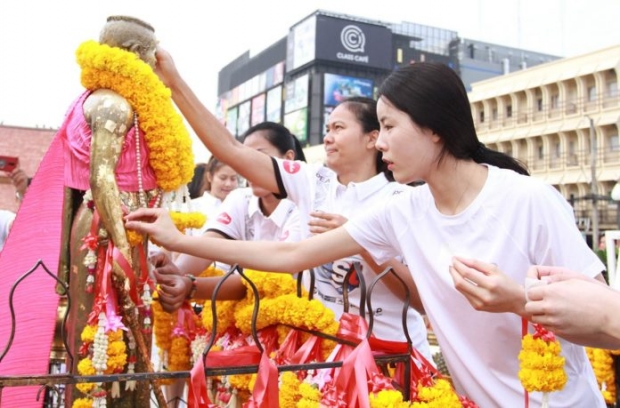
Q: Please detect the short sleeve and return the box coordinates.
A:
[528,182,604,278]
[205,189,249,240]
[271,157,317,205]
[344,205,399,265]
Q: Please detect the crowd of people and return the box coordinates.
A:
[2,13,620,408]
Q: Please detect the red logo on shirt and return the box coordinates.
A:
[283,160,300,174]
[279,230,290,241]
[216,212,232,225]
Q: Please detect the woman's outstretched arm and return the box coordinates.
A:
[155,47,280,193]
[126,208,363,272]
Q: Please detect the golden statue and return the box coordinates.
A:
[55,16,194,407]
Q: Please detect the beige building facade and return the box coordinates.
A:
[469,45,620,233]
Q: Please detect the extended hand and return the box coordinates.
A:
[308,211,347,234]
[154,46,180,89]
[449,256,525,314]
[9,168,29,197]
[152,256,191,313]
[125,208,182,250]
[525,276,614,346]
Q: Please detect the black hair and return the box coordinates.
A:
[241,122,307,162]
[378,63,529,176]
[337,96,393,180]
[187,163,207,199]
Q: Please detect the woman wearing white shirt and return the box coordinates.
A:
[190,155,238,235]
[152,122,306,302]
[145,48,431,360]
[130,62,604,407]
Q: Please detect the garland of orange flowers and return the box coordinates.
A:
[518,323,567,407]
[76,40,194,192]
[586,347,618,404]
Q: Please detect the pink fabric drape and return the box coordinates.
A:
[0,133,65,407]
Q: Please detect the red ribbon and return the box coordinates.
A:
[243,351,279,408]
[188,357,213,408]
[325,339,382,408]
[205,345,262,367]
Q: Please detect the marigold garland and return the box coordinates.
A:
[518,323,567,394]
[413,378,463,407]
[370,389,410,408]
[298,382,322,408]
[76,40,194,191]
[586,347,617,404]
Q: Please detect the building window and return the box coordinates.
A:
[588,86,597,102]
[608,81,618,98]
[479,110,485,123]
[538,144,544,160]
[610,135,620,152]
[554,142,561,158]
[492,108,498,121]
[551,94,559,109]
[537,98,543,111]
[506,105,513,118]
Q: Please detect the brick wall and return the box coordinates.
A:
[0,125,56,212]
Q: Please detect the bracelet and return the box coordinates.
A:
[185,274,197,299]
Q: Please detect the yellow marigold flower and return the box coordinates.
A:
[72,397,94,408]
[170,212,207,233]
[279,372,301,407]
[202,300,237,335]
[169,336,191,372]
[80,325,97,344]
[369,389,409,407]
[228,374,253,392]
[518,333,567,392]
[299,382,322,402]
[77,358,96,376]
[76,382,96,394]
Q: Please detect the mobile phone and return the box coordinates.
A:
[0,156,18,173]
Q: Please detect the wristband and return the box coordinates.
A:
[185,274,197,299]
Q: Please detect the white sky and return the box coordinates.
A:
[1,0,618,162]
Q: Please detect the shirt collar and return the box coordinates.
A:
[336,173,391,201]
[247,195,291,228]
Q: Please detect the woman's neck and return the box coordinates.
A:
[334,160,378,186]
[428,160,487,216]
[259,193,280,216]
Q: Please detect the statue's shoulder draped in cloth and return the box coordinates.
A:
[0,15,195,407]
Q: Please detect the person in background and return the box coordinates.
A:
[145,45,431,360]
[127,62,605,407]
[0,209,15,252]
[190,155,238,234]
[9,168,30,204]
[525,265,620,349]
[187,162,207,200]
[153,121,306,407]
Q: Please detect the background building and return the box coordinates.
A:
[0,125,55,212]
[469,44,620,240]
[216,9,558,163]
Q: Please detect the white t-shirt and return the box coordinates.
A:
[0,210,15,252]
[272,158,431,360]
[190,192,222,236]
[205,187,300,244]
[345,165,605,407]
